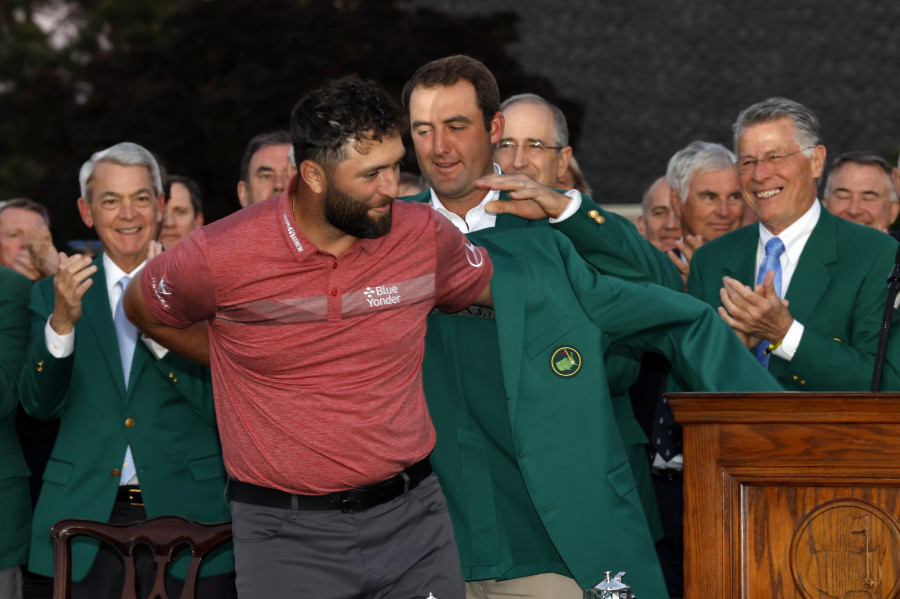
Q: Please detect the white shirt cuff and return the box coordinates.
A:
[548,189,582,223]
[772,320,804,361]
[45,317,74,358]
[142,335,169,360]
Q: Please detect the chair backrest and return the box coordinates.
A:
[50,515,232,599]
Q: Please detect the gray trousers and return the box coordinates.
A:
[231,473,464,599]
[0,565,22,599]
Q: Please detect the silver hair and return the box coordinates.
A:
[79,142,163,202]
[499,93,569,147]
[665,141,737,202]
[733,97,822,158]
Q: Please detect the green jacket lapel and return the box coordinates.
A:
[479,245,525,417]
[82,256,129,398]
[722,225,760,283]
[784,207,837,324]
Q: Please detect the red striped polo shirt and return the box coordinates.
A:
[140,193,491,494]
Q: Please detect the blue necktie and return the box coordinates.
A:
[115,276,138,484]
[753,237,785,367]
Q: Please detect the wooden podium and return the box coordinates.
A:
[669,392,900,599]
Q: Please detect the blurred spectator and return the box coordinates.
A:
[398,171,426,197]
[237,131,295,207]
[557,155,592,195]
[0,199,58,281]
[667,141,744,242]
[822,151,898,233]
[665,141,744,284]
[160,175,204,248]
[894,155,900,241]
[637,177,681,252]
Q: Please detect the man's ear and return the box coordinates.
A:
[637,215,646,237]
[300,160,326,195]
[557,146,573,181]
[489,112,504,145]
[809,144,827,179]
[237,181,249,208]
[77,197,94,228]
[669,188,683,221]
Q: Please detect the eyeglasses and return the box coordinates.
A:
[496,140,562,155]
[737,147,813,173]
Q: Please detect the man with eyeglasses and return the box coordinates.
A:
[688,97,899,391]
[822,151,899,234]
[400,55,785,599]
[495,93,572,190]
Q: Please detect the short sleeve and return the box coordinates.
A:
[431,211,492,311]
[140,232,217,328]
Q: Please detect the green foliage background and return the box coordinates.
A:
[0,0,581,244]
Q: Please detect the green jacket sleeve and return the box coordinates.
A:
[552,193,683,290]
[18,276,75,421]
[555,232,783,392]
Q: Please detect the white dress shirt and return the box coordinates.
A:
[428,163,581,234]
[755,199,821,361]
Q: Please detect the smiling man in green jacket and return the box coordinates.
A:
[18,143,233,598]
[402,55,782,599]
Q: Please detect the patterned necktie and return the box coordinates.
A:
[754,237,785,367]
[114,276,138,484]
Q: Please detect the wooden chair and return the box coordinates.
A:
[50,516,232,599]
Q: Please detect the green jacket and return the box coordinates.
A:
[407,190,757,593]
[0,267,34,570]
[19,255,232,580]
[688,206,900,391]
[422,224,781,594]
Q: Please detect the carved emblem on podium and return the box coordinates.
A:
[791,499,900,598]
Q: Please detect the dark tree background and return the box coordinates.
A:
[0,0,581,245]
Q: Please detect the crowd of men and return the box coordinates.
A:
[1,54,898,599]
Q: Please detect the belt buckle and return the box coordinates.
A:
[339,492,352,513]
[128,487,144,506]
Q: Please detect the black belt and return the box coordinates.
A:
[229,458,432,513]
[116,485,144,506]
[652,468,683,482]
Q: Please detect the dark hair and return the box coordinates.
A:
[402,55,500,131]
[0,197,51,227]
[823,150,897,202]
[239,130,292,183]
[164,174,203,215]
[829,150,893,175]
[290,75,405,170]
